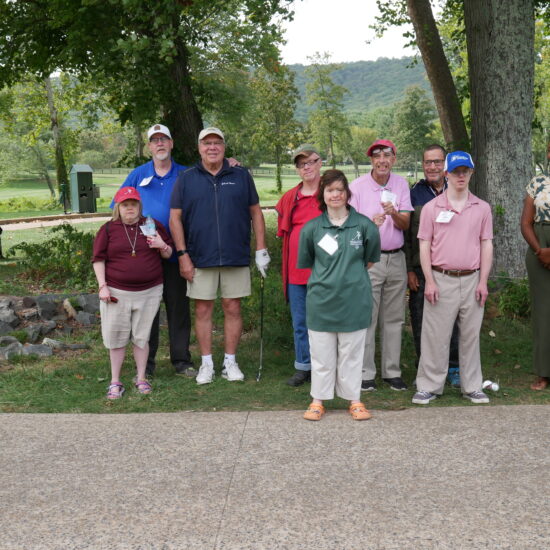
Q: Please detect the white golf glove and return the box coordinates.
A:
[255,249,271,278]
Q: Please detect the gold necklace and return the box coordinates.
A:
[122,221,139,257]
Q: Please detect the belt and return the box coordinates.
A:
[432,265,479,277]
[381,248,403,254]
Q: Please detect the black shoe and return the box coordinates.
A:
[286,370,311,386]
[383,377,408,391]
[361,379,377,391]
[175,361,197,378]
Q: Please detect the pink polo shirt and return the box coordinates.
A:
[418,191,493,270]
[349,172,412,250]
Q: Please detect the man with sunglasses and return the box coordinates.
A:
[404,144,461,387]
[349,139,412,392]
[275,145,323,386]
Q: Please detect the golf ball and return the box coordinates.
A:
[482,380,499,391]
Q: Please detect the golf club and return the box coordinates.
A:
[256,275,265,382]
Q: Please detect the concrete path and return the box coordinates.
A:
[1,405,549,549]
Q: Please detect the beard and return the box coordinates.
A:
[154,150,170,161]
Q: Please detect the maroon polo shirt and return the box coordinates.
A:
[92,217,173,291]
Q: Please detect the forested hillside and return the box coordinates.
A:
[289,57,430,120]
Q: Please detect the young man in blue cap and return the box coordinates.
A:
[412,151,493,405]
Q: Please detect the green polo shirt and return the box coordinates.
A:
[298,207,380,332]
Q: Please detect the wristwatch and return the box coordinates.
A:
[176,249,188,257]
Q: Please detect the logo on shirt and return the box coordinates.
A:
[221,181,237,186]
[349,231,363,249]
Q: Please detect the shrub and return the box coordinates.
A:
[497,276,530,319]
[0,196,59,213]
[7,223,96,291]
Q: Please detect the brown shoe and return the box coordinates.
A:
[530,376,549,391]
[303,403,325,421]
[349,402,372,421]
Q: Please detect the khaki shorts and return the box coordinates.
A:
[187,266,251,300]
[100,284,163,349]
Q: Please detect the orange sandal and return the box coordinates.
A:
[349,402,371,421]
[303,403,325,421]
[530,376,549,391]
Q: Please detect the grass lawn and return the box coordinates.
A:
[0,212,546,413]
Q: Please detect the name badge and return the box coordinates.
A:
[381,189,397,205]
[139,176,154,187]
[318,233,338,255]
[436,211,455,223]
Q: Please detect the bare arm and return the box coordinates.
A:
[475,239,493,306]
[92,260,111,302]
[520,194,550,267]
[419,239,438,304]
[169,207,195,282]
[250,203,266,250]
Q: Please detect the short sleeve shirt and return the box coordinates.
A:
[349,172,413,250]
[526,175,550,222]
[297,208,381,332]
[418,191,493,270]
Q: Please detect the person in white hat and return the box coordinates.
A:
[170,127,270,384]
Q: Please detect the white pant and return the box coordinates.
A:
[309,329,367,401]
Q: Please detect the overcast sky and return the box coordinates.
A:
[279,0,417,65]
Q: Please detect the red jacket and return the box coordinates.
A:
[275,182,320,300]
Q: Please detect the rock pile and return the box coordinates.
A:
[0,294,98,360]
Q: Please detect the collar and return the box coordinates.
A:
[368,171,393,190]
[320,207,359,229]
[434,190,479,211]
[139,160,176,186]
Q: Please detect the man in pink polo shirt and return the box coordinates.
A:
[349,139,412,391]
[412,151,493,405]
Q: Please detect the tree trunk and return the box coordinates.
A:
[464,0,534,277]
[406,0,470,151]
[31,145,56,198]
[163,37,203,165]
[134,121,144,161]
[275,144,282,193]
[44,76,70,211]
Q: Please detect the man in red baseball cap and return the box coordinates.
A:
[349,139,413,392]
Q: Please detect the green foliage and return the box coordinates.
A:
[0,196,59,213]
[248,65,300,191]
[391,86,437,158]
[290,57,430,122]
[496,275,531,319]
[8,330,28,344]
[7,223,96,291]
[305,53,351,167]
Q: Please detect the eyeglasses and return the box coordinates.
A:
[297,157,320,169]
[150,136,170,144]
[371,147,394,158]
[201,140,224,147]
[423,159,445,166]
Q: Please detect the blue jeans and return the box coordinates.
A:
[288,284,311,371]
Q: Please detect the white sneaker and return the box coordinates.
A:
[196,363,214,385]
[222,360,244,381]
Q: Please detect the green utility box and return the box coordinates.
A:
[69,164,99,213]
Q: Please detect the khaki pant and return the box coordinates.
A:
[416,270,484,394]
[309,329,367,401]
[362,251,406,380]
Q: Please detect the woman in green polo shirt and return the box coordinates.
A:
[298,170,380,421]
